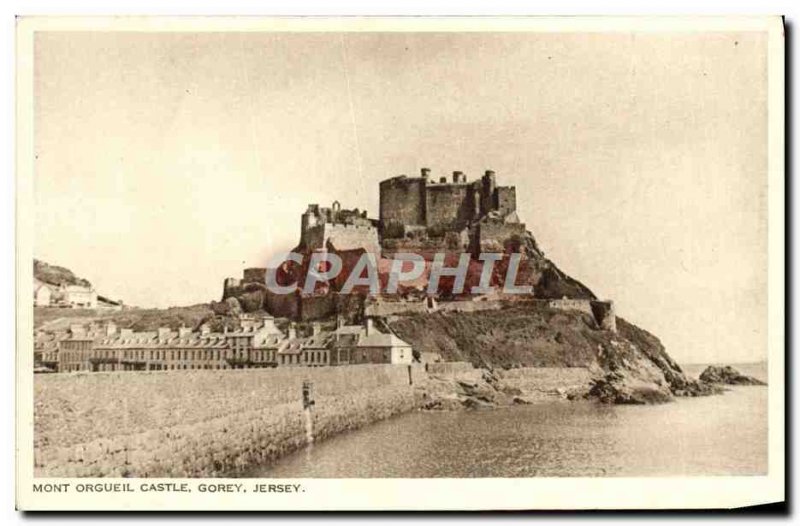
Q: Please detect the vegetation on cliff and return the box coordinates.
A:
[34,304,217,331]
[34,259,91,288]
[388,304,715,403]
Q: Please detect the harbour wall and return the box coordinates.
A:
[34,365,426,477]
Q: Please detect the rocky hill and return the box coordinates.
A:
[218,227,718,403]
[389,304,717,404]
[34,259,91,288]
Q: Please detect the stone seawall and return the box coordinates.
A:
[496,367,594,400]
[34,365,425,477]
[425,361,475,375]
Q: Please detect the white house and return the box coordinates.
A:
[62,284,97,308]
[33,281,53,307]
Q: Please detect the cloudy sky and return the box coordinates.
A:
[34,29,769,364]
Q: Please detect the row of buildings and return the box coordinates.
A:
[34,314,414,373]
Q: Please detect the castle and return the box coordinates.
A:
[222,168,615,331]
[294,168,528,258]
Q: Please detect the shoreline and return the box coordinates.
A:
[34,363,765,477]
[250,383,769,478]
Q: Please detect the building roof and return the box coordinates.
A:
[253,334,286,348]
[332,324,364,336]
[94,332,229,349]
[34,280,54,293]
[331,323,412,349]
[357,332,411,348]
[63,284,94,293]
[277,333,335,355]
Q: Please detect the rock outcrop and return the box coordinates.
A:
[390,305,718,405]
[699,365,766,386]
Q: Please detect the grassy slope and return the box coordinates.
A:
[389,305,604,369]
[388,304,697,396]
[34,304,218,332]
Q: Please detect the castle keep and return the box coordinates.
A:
[380,169,519,237]
[379,169,525,257]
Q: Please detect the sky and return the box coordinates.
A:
[34,30,768,364]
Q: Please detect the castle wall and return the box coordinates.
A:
[424,183,474,232]
[222,278,241,299]
[547,298,594,315]
[547,298,617,332]
[495,186,517,217]
[379,177,426,235]
[263,290,365,322]
[590,301,617,333]
[435,298,505,313]
[475,221,527,253]
[380,238,451,261]
[480,171,496,215]
[304,223,380,253]
[242,268,266,284]
[364,297,431,317]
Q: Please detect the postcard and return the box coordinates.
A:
[15,15,785,511]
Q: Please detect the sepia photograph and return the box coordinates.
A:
[15,15,785,510]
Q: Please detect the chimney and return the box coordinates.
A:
[312,322,322,336]
[261,316,280,334]
[200,324,211,335]
[365,318,374,336]
[439,177,447,183]
[105,321,117,336]
[421,167,431,180]
[288,323,297,340]
[452,171,464,183]
[120,328,133,339]
[178,326,191,337]
[157,327,171,341]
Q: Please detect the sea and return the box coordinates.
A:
[251,363,768,478]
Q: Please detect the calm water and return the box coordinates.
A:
[252,364,768,478]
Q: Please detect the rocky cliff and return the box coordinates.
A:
[389,304,716,404]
